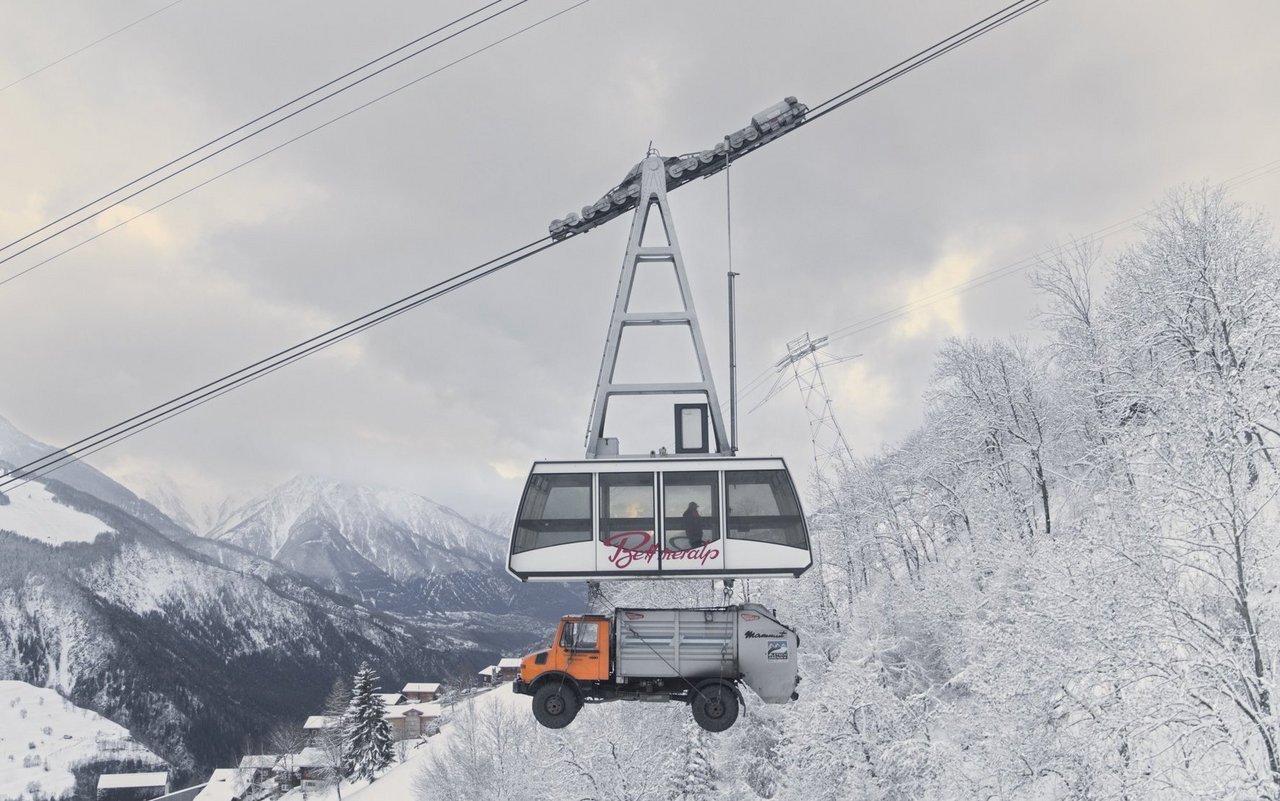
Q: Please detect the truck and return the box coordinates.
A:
[512,604,800,732]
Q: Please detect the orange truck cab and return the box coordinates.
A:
[514,604,800,732]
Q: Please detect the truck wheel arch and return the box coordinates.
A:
[693,678,744,708]
[529,672,583,701]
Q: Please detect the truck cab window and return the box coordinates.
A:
[560,621,599,651]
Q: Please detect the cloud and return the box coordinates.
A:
[892,250,980,340]
[831,361,896,454]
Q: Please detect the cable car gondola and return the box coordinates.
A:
[508,457,810,581]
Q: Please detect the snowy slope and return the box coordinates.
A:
[0,480,115,545]
[0,680,165,801]
[279,684,530,801]
[0,414,189,540]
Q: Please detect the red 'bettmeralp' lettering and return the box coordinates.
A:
[603,531,721,569]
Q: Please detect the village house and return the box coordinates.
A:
[235,754,281,787]
[294,746,331,792]
[377,691,406,707]
[95,771,168,801]
[302,715,336,745]
[479,658,523,683]
[401,682,440,703]
[384,701,441,741]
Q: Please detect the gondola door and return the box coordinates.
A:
[597,471,658,575]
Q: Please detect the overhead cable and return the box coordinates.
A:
[0,0,529,281]
[0,237,554,493]
[0,0,594,290]
[0,0,191,95]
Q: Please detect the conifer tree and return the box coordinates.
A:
[342,663,394,782]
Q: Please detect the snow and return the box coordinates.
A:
[0,480,114,545]
[96,771,167,790]
[0,680,165,801]
[280,685,528,801]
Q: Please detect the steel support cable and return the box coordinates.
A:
[0,0,592,290]
[0,0,191,95]
[0,0,528,278]
[807,1,1050,126]
[721,0,1052,408]
[0,237,553,492]
[803,0,1046,123]
[1,0,1046,489]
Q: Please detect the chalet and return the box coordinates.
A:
[377,691,406,707]
[302,715,337,744]
[477,665,499,684]
[236,755,280,786]
[401,682,441,703]
[384,701,441,741]
[96,771,168,801]
[294,746,331,792]
[496,658,522,680]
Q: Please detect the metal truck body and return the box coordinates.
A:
[514,603,799,732]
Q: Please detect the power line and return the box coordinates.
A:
[0,237,554,493]
[0,0,191,95]
[0,0,594,290]
[0,0,530,283]
[0,0,1053,491]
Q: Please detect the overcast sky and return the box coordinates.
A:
[2,0,1279,522]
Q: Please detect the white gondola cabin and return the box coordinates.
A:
[508,457,811,581]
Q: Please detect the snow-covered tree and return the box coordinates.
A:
[343,664,394,782]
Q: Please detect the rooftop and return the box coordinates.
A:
[401,682,441,693]
[238,754,280,769]
[498,658,522,669]
[97,772,168,790]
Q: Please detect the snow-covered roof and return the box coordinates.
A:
[303,715,333,730]
[497,658,522,669]
[97,772,168,790]
[401,682,440,693]
[193,783,236,801]
[384,702,442,720]
[237,754,280,769]
[206,769,239,782]
[478,665,498,676]
[377,693,405,706]
[293,747,329,768]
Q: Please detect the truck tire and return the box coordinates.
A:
[691,683,739,733]
[532,682,581,729]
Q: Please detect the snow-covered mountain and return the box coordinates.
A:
[0,420,497,784]
[208,476,503,580]
[203,476,578,624]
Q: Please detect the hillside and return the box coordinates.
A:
[0,680,165,801]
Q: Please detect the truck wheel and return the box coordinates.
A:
[532,683,581,729]
[691,684,739,733]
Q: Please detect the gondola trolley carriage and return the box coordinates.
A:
[509,97,813,732]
